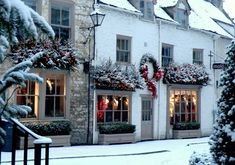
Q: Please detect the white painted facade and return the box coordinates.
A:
[92,1,234,144]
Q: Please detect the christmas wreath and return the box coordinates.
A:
[139,54,164,97]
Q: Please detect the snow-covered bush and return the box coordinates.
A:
[0,0,54,146]
[92,59,144,91]
[163,63,209,85]
[189,152,213,165]
[210,40,235,164]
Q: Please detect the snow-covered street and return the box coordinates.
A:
[1,137,210,165]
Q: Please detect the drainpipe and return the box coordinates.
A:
[157,19,162,139]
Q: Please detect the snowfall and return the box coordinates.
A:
[1,137,211,165]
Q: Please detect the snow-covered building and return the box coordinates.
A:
[1,0,234,145]
[1,0,95,145]
[92,0,234,143]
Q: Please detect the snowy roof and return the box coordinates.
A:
[157,0,178,8]
[99,0,140,13]
[155,0,233,38]
[98,0,233,38]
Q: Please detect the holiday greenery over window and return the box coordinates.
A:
[163,63,209,85]
[139,53,164,97]
[9,39,79,71]
[92,59,144,91]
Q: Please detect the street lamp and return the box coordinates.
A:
[85,2,105,144]
[90,5,105,27]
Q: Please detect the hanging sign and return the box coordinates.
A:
[212,63,226,69]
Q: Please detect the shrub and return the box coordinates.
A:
[22,120,71,136]
[189,152,213,165]
[99,123,136,134]
[173,122,200,130]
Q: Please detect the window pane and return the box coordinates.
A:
[45,96,54,117]
[55,96,65,117]
[105,111,113,122]
[51,8,61,25]
[60,28,70,41]
[16,80,38,118]
[62,9,69,26]
[45,74,66,118]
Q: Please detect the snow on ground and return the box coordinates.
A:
[1,137,210,165]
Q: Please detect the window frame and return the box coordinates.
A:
[16,69,70,120]
[96,90,132,125]
[161,43,174,67]
[116,35,132,64]
[140,0,154,21]
[50,1,74,42]
[193,49,203,65]
[168,85,201,125]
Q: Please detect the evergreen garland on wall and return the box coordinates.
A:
[163,63,209,85]
[139,53,163,97]
[9,39,79,71]
[92,59,144,91]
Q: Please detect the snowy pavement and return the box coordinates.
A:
[1,137,210,165]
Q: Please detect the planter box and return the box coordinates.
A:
[98,133,135,145]
[173,129,201,139]
[19,135,71,149]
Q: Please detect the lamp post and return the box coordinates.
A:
[86,1,105,143]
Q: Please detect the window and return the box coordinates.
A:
[51,4,71,42]
[16,72,68,119]
[169,89,198,124]
[21,0,37,11]
[162,44,173,67]
[193,49,203,65]
[116,36,131,63]
[45,74,66,117]
[96,94,129,124]
[175,3,188,27]
[17,81,39,118]
[140,0,154,20]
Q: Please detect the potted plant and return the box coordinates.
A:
[172,122,201,139]
[98,123,136,144]
[18,120,71,148]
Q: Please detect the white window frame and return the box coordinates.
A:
[193,49,203,65]
[169,87,200,125]
[17,69,70,120]
[116,35,132,64]
[96,91,131,125]
[162,43,174,67]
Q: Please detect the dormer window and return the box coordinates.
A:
[175,3,188,27]
[128,0,155,21]
[140,0,154,20]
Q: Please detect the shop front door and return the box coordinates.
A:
[141,98,153,140]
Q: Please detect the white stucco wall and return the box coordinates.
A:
[93,5,232,143]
